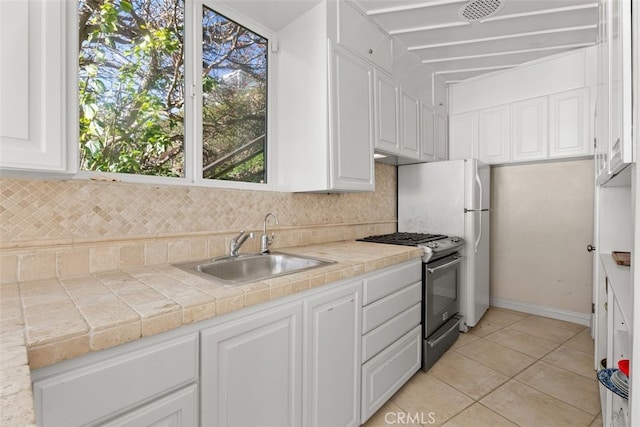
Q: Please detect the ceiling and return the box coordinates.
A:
[353,0,599,83]
[221,0,599,84]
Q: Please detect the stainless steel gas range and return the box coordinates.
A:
[358,232,464,371]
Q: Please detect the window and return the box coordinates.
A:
[77,0,269,185]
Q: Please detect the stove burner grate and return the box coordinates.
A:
[358,232,448,246]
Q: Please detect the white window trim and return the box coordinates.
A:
[67,0,278,192]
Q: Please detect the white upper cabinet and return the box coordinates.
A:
[400,90,421,159]
[0,0,73,174]
[448,48,595,166]
[449,112,478,160]
[331,46,376,191]
[478,105,510,164]
[420,103,435,162]
[373,69,400,154]
[338,1,392,72]
[275,1,374,192]
[435,112,448,161]
[549,88,591,158]
[511,97,549,162]
[606,0,633,177]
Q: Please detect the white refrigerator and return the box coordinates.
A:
[398,158,490,329]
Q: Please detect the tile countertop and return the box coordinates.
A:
[0,240,423,426]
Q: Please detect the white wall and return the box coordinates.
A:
[490,159,594,316]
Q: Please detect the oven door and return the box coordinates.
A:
[423,253,461,338]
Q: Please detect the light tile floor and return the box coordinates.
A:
[364,307,603,427]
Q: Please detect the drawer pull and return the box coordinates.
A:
[368,49,373,54]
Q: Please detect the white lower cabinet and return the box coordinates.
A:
[303,281,362,427]
[32,261,424,427]
[201,302,303,427]
[101,385,198,427]
[360,260,422,423]
[361,326,422,422]
[32,334,199,427]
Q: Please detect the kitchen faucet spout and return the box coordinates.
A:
[261,213,279,254]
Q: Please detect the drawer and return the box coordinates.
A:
[362,303,421,362]
[338,1,392,72]
[33,333,199,427]
[363,260,421,305]
[363,282,421,334]
[361,325,421,423]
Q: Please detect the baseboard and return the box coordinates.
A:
[490,297,591,327]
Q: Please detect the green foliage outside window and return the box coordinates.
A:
[78,0,268,183]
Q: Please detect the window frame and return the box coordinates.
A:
[69,0,277,191]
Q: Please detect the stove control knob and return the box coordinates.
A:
[426,241,439,248]
[450,236,461,242]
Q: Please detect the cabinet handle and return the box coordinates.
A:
[368,49,373,54]
[587,244,596,253]
[327,297,355,312]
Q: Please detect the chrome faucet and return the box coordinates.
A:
[260,213,279,254]
[229,230,254,257]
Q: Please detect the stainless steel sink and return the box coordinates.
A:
[174,252,336,286]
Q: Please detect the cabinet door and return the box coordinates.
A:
[549,88,591,158]
[303,282,362,427]
[608,0,633,175]
[478,105,510,164]
[435,112,448,161]
[420,103,435,161]
[101,385,197,427]
[449,112,476,160]
[373,69,400,154]
[595,0,610,183]
[331,46,375,191]
[361,326,421,423]
[33,334,199,427]
[0,0,71,173]
[201,302,303,427]
[511,97,548,162]
[400,91,420,159]
[338,1,392,72]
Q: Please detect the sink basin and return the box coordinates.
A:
[174,253,336,286]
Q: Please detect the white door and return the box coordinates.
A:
[331,46,375,191]
[201,303,303,427]
[303,282,362,427]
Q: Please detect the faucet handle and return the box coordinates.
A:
[232,230,246,242]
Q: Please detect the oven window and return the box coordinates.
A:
[429,268,458,314]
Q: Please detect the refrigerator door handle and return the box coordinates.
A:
[474,171,483,253]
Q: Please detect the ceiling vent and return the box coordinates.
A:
[458,0,505,22]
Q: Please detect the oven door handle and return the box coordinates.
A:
[427,256,462,274]
[427,316,463,348]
